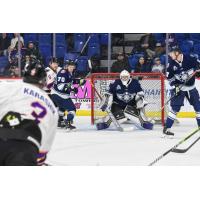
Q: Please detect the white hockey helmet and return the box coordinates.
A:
[120,70,131,86]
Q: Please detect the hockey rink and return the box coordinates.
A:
[47,117,200,166]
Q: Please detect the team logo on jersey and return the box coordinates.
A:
[117,92,135,103]
[116,85,121,90]
[173,66,177,71]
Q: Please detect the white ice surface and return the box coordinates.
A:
[47,117,200,166]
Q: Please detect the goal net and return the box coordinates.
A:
[91,73,166,126]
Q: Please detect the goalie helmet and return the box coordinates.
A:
[120,70,131,86]
[23,60,46,85]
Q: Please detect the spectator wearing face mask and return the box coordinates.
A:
[151,57,165,73]
[111,53,131,73]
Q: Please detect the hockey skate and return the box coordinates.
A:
[65,121,76,131]
[58,117,65,128]
[162,126,174,138]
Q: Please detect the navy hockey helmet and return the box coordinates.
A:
[64,59,76,68]
[49,57,58,64]
[169,46,182,53]
[23,60,46,85]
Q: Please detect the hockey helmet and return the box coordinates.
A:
[23,60,46,85]
[120,70,131,86]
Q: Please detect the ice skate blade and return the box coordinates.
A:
[161,134,174,139]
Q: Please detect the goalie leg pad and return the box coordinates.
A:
[96,118,112,130]
[141,121,154,130]
[111,103,127,124]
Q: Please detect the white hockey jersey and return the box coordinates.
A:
[0,81,58,153]
[44,67,62,91]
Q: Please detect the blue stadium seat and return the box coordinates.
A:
[100,33,108,45]
[180,40,193,49]
[64,53,78,61]
[193,43,200,55]
[180,42,192,55]
[56,34,66,46]
[190,33,200,42]
[74,33,86,42]
[128,56,138,70]
[24,33,38,45]
[56,45,66,58]
[87,43,100,57]
[0,56,9,74]
[174,33,187,43]
[88,33,100,44]
[39,34,51,45]
[76,56,89,72]
[160,54,166,65]
[74,40,84,52]
[153,33,165,43]
[39,44,52,59]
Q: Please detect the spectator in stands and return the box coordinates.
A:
[139,33,156,59]
[89,55,101,73]
[25,41,42,62]
[111,53,131,72]
[134,56,152,73]
[8,33,24,51]
[5,41,26,77]
[151,57,165,73]
[0,33,11,56]
[154,42,166,57]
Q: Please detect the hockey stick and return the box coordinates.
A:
[90,82,133,132]
[148,127,200,166]
[160,69,200,111]
[172,134,200,153]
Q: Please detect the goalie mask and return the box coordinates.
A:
[120,70,131,86]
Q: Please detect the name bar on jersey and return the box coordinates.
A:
[24,88,56,114]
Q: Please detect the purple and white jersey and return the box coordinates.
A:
[0,81,58,152]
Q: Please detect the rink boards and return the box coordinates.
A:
[0,77,199,118]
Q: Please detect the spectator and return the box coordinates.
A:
[139,33,156,59]
[9,33,24,51]
[154,42,166,57]
[134,56,152,73]
[89,55,101,73]
[111,53,131,72]
[0,33,11,56]
[5,41,26,77]
[25,41,42,62]
[151,57,165,73]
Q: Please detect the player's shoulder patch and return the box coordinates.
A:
[60,69,65,74]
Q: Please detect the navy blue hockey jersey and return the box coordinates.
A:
[167,55,198,87]
[51,69,80,99]
[108,79,143,107]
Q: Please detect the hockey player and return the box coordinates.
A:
[0,61,58,165]
[97,70,154,130]
[51,60,86,130]
[44,57,62,94]
[164,47,200,136]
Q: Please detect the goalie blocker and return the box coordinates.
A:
[96,70,154,131]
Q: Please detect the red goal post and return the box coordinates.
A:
[90,72,165,126]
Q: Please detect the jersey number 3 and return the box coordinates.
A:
[31,102,47,124]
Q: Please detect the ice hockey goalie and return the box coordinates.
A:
[96,70,154,130]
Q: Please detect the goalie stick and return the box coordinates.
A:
[172,134,200,153]
[148,127,200,166]
[90,82,133,132]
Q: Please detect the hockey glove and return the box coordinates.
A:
[173,85,181,96]
[79,79,86,86]
[71,86,78,94]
